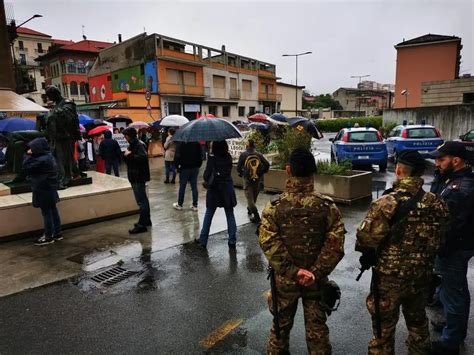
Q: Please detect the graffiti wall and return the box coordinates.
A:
[144,60,158,93]
[112,64,145,93]
[89,74,112,102]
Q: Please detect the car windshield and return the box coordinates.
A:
[407,128,437,138]
[348,131,379,142]
[465,131,474,141]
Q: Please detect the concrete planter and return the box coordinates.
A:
[232,165,372,204]
[314,170,372,204]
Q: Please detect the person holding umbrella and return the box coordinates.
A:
[123,127,151,234]
[194,141,237,249]
[163,128,177,184]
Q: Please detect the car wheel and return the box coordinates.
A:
[331,152,336,163]
[379,162,387,172]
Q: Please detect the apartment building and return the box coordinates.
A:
[86,33,279,121]
[37,39,113,104]
[11,27,53,102]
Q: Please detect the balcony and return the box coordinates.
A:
[229,89,240,99]
[159,83,207,97]
[259,92,282,102]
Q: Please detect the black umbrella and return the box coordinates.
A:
[172,118,242,142]
[288,117,323,139]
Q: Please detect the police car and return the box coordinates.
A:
[385,122,444,161]
[459,129,474,152]
[330,127,388,171]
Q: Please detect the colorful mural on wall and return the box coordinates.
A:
[89,74,112,102]
[144,60,158,93]
[112,65,145,93]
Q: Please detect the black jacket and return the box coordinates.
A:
[22,137,59,208]
[431,167,474,252]
[99,130,122,162]
[204,153,237,209]
[175,142,203,170]
[124,138,150,183]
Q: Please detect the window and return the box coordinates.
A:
[388,129,401,138]
[77,60,85,74]
[209,106,217,116]
[18,41,24,50]
[222,106,230,117]
[249,106,255,115]
[213,75,225,89]
[242,80,252,92]
[166,69,180,84]
[41,82,46,89]
[463,92,474,104]
[70,81,78,95]
[37,43,43,53]
[67,59,76,73]
[238,106,245,117]
[80,81,86,95]
[230,78,237,90]
[19,54,26,65]
[40,68,45,77]
[407,128,437,138]
[348,132,379,143]
[183,71,196,86]
[261,84,267,93]
[168,102,181,115]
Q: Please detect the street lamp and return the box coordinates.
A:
[282,51,312,116]
[15,14,42,29]
[401,89,409,108]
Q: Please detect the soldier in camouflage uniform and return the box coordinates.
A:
[356,151,449,355]
[259,148,345,354]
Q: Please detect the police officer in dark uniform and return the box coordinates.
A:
[430,141,474,355]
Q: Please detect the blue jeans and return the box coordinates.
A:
[165,161,176,180]
[105,159,119,177]
[131,182,151,226]
[435,250,474,347]
[198,206,236,246]
[40,205,61,237]
[178,168,199,207]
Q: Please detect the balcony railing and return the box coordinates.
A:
[159,83,207,96]
[229,89,240,99]
[259,92,282,101]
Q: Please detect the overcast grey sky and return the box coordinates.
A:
[10,0,473,94]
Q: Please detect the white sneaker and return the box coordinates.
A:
[173,202,183,211]
[190,205,198,212]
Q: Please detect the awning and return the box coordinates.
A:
[0,89,48,112]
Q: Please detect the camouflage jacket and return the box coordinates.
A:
[356,176,449,279]
[258,176,345,284]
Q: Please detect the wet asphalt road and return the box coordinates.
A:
[1,136,473,354]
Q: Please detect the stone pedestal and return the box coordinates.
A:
[0,171,138,240]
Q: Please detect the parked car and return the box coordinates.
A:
[459,129,474,152]
[385,123,443,161]
[330,127,388,171]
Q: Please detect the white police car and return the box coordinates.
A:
[330,127,388,171]
[385,122,444,161]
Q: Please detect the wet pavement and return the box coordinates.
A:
[0,136,473,354]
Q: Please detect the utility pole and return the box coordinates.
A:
[351,74,370,116]
[283,51,312,116]
[0,0,15,89]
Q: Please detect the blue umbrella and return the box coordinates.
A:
[249,122,269,131]
[287,116,308,126]
[78,114,95,125]
[269,113,288,125]
[150,120,162,127]
[172,118,242,142]
[0,117,36,132]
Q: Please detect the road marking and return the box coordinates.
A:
[199,319,242,349]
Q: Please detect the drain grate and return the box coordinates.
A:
[90,266,138,287]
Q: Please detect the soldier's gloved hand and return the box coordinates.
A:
[359,249,377,269]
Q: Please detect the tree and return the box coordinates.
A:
[313,94,343,110]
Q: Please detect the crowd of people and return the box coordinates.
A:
[19,122,473,354]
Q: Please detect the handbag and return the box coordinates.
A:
[203,159,220,189]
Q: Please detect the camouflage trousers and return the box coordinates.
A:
[267,280,331,355]
[367,273,431,355]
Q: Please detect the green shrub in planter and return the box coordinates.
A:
[246,129,269,154]
[315,116,383,133]
[380,122,398,138]
[316,159,352,175]
[273,127,312,169]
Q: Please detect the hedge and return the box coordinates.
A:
[315,116,383,133]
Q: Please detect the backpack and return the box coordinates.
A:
[244,154,263,182]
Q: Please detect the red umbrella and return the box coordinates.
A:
[248,113,269,123]
[198,114,216,119]
[88,125,110,136]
